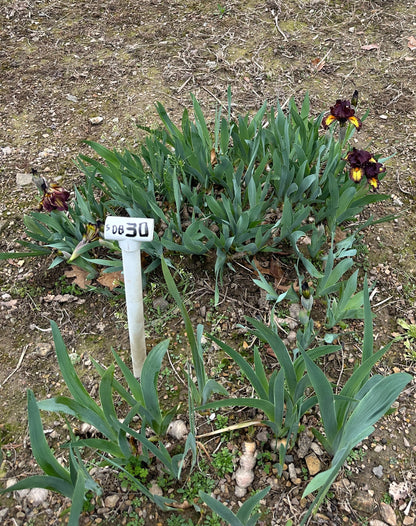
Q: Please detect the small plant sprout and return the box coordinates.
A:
[104,216,154,377]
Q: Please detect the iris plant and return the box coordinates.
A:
[345,148,385,190]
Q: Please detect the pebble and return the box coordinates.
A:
[369,521,389,526]
[149,482,163,497]
[351,492,376,514]
[373,465,384,478]
[16,172,33,186]
[288,463,297,481]
[256,430,268,442]
[89,116,104,125]
[33,342,53,357]
[305,453,321,475]
[167,419,188,440]
[27,487,49,506]
[1,146,12,156]
[379,502,397,526]
[104,494,120,508]
[152,296,169,311]
[310,442,324,456]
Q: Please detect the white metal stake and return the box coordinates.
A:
[104,216,154,378]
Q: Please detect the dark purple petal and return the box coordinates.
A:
[364,160,385,178]
[330,99,356,122]
[346,148,373,167]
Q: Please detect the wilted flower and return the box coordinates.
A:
[322,99,362,130]
[345,148,385,190]
[40,183,71,211]
[32,170,70,212]
[68,222,102,262]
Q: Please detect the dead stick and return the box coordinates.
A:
[1,345,29,388]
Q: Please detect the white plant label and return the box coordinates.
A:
[103,215,154,378]
[104,216,154,242]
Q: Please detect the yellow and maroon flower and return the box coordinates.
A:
[322,99,362,130]
[39,182,71,212]
[345,148,385,189]
[31,169,70,212]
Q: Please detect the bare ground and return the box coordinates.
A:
[1,0,416,524]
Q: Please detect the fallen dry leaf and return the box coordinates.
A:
[64,266,91,289]
[269,257,284,281]
[361,43,380,51]
[96,270,123,291]
[311,57,325,71]
[210,148,217,167]
[408,35,416,51]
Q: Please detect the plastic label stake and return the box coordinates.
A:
[104,216,154,378]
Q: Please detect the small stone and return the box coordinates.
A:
[403,517,415,525]
[16,172,33,186]
[379,502,397,526]
[104,494,120,508]
[66,94,78,102]
[5,477,18,490]
[235,485,247,497]
[256,430,268,442]
[149,482,163,497]
[310,442,324,456]
[352,492,376,514]
[1,146,12,156]
[0,509,8,521]
[152,296,169,311]
[15,488,30,499]
[297,431,312,458]
[287,330,297,342]
[33,342,53,357]
[374,445,384,453]
[167,419,188,441]
[27,487,49,506]
[369,521,388,526]
[288,463,297,481]
[89,116,104,125]
[373,465,384,478]
[305,453,321,476]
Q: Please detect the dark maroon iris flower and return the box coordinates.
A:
[345,148,385,190]
[322,99,362,130]
[40,183,71,211]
